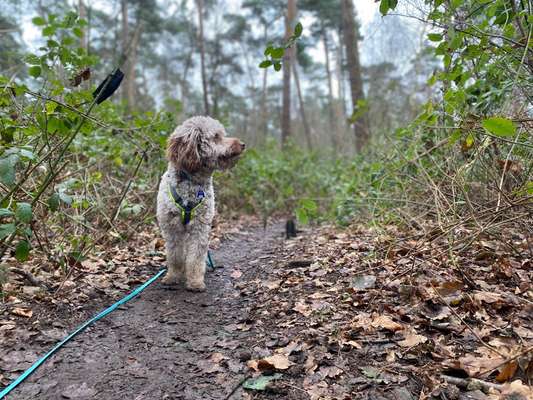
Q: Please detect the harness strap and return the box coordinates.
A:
[167,184,205,225]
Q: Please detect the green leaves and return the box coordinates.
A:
[28,65,42,78]
[32,16,46,26]
[0,156,17,186]
[15,240,30,261]
[259,22,303,70]
[379,0,398,16]
[243,374,282,391]
[427,33,443,42]
[15,203,32,224]
[294,22,303,37]
[0,223,16,240]
[48,193,61,212]
[42,26,56,37]
[482,117,516,138]
[270,47,285,59]
[296,198,318,225]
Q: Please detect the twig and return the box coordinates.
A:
[441,375,503,392]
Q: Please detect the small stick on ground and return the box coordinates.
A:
[442,375,503,392]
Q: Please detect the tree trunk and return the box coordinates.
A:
[341,0,369,152]
[336,28,347,118]
[126,27,139,110]
[281,0,296,147]
[196,0,210,115]
[120,0,137,111]
[321,19,337,150]
[292,62,312,150]
[78,0,87,53]
[121,0,128,105]
[260,24,269,141]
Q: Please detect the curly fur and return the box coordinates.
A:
[157,116,244,291]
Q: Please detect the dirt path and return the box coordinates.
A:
[4,223,284,400]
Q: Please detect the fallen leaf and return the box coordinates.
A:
[473,291,503,304]
[496,361,518,383]
[248,354,293,371]
[263,354,293,370]
[11,307,32,318]
[319,365,343,378]
[398,329,428,347]
[210,352,227,363]
[294,301,311,317]
[242,373,282,391]
[304,354,317,373]
[351,275,376,290]
[360,366,381,379]
[371,315,403,331]
[231,270,243,279]
[436,280,463,296]
[263,280,281,290]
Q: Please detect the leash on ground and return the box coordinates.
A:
[0,268,166,399]
[0,250,216,398]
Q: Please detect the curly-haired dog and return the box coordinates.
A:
[157,116,245,291]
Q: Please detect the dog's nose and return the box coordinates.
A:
[240,142,246,150]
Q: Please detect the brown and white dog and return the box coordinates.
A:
[156,116,244,291]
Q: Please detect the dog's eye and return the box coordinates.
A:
[214,132,222,141]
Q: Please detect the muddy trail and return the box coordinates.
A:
[3,224,284,400]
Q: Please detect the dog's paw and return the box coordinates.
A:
[161,273,179,285]
[185,282,206,292]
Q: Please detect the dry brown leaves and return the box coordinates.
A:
[236,222,532,399]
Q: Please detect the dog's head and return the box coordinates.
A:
[166,116,245,174]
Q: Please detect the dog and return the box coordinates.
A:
[156,116,245,291]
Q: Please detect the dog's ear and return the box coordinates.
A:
[166,133,202,173]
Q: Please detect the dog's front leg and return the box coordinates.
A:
[183,240,207,292]
[162,239,184,284]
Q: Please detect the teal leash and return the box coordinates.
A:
[206,250,215,270]
[0,268,166,399]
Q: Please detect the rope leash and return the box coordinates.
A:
[0,251,217,398]
[0,268,166,399]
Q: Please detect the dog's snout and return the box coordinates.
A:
[240,142,245,150]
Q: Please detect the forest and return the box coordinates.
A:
[0,0,531,399]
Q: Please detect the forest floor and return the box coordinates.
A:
[0,218,531,400]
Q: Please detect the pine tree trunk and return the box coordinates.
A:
[196,0,210,115]
[260,24,269,140]
[126,27,139,110]
[78,0,87,53]
[120,0,136,110]
[336,28,347,118]
[321,19,337,150]
[292,62,312,150]
[281,0,296,147]
[341,0,369,152]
